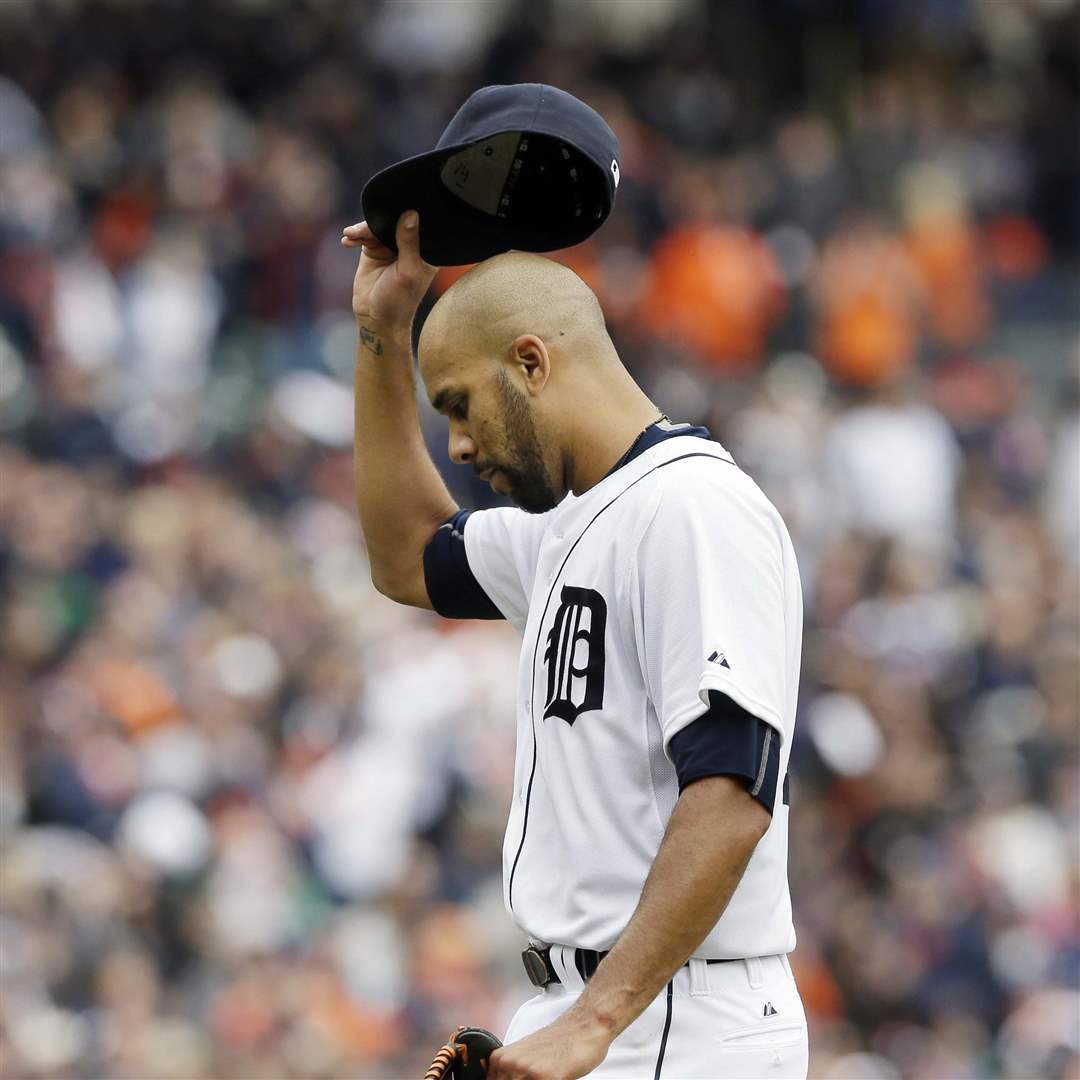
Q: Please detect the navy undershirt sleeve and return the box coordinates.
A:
[422,510,505,621]
[668,690,783,813]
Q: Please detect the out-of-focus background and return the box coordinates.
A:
[1,0,1078,1077]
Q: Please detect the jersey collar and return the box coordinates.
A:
[602,418,713,480]
[551,419,729,532]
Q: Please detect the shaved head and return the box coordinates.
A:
[419,251,608,364]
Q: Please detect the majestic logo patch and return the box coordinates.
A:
[763,1002,778,1017]
[543,585,607,725]
[707,650,731,669]
[610,159,620,188]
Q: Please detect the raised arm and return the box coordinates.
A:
[342,212,458,607]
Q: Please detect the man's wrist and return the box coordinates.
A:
[563,994,624,1043]
[355,316,411,358]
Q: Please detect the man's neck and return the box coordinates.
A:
[565,398,668,497]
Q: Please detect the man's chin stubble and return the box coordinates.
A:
[505,474,558,515]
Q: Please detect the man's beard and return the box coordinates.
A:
[495,372,559,514]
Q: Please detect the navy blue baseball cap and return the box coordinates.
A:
[361,84,621,266]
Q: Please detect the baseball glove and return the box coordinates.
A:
[422,1026,503,1080]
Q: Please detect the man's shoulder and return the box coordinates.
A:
[647,439,749,502]
[645,443,789,542]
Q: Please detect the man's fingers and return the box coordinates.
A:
[341,221,368,247]
[341,220,395,260]
[341,212,435,283]
[341,220,377,240]
[394,210,437,277]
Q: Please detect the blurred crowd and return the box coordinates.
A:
[1,0,1078,1077]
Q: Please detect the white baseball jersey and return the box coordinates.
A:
[425,422,802,960]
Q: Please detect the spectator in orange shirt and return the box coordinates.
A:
[901,164,989,350]
[642,159,786,369]
[811,215,925,387]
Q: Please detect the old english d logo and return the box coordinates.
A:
[543,586,607,725]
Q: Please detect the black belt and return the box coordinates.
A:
[521,945,739,988]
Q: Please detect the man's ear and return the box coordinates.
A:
[510,334,551,397]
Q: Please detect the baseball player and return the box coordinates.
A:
[344,211,808,1080]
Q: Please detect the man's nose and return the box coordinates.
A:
[448,422,476,466]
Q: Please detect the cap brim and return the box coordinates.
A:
[361,139,610,267]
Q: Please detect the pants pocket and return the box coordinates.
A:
[720,1023,807,1049]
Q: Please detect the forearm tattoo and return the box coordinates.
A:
[357,323,384,357]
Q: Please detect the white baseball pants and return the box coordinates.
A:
[504,949,808,1079]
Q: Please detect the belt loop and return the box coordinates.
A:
[688,957,710,996]
[745,955,764,990]
[551,945,578,990]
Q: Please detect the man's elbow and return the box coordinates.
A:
[372,571,414,606]
[370,564,434,610]
[370,569,399,600]
[685,774,772,851]
[725,781,772,853]
[740,792,773,847]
